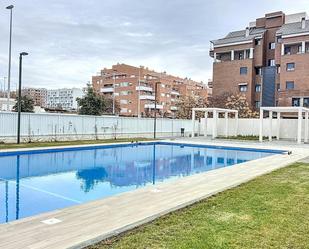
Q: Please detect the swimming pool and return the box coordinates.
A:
[0,142,285,224]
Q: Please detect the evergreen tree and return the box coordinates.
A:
[13,95,34,113]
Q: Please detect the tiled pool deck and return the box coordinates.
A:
[0,139,308,249]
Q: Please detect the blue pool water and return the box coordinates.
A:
[0,142,284,223]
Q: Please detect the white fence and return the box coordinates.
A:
[0,112,304,143]
[0,112,192,142]
[198,117,304,141]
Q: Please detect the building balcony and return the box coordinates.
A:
[140,95,155,100]
[100,87,114,93]
[144,103,163,109]
[171,91,180,96]
[136,86,153,92]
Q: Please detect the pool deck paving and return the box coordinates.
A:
[0,139,309,249]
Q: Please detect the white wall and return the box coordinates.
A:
[0,112,192,143]
[198,117,303,141]
[0,112,305,143]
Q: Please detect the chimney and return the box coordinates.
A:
[301,17,306,29]
[245,27,250,37]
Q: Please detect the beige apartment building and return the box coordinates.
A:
[21,88,47,107]
[210,11,309,109]
[92,64,210,117]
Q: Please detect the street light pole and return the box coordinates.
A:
[6,5,14,111]
[17,52,28,144]
[112,72,116,115]
[153,81,160,139]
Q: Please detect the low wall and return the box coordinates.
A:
[0,112,192,143]
[199,117,302,141]
[0,112,304,143]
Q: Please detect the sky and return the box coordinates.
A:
[0,0,308,90]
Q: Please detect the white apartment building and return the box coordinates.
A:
[0,98,16,111]
[46,88,84,110]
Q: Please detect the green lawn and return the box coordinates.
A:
[217,135,277,141]
[0,137,153,150]
[89,163,309,249]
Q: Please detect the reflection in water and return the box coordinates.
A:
[76,168,108,192]
[16,155,20,220]
[0,143,275,223]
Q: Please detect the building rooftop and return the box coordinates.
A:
[211,27,265,47]
[277,19,309,37]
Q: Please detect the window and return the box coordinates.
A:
[255,67,262,75]
[304,98,309,107]
[255,101,261,108]
[277,83,281,91]
[120,90,132,95]
[240,67,248,75]
[269,42,276,49]
[292,98,300,107]
[298,45,302,54]
[238,52,244,60]
[286,63,295,71]
[120,99,128,104]
[255,84,261,92]
[286,81,294,90]
[284,46,291,55]
[239,84,248,92]
[268,59,275,66]
[277,36,282,43]
[255,39,261,45]
[119,82,129,87]
[277,66,281,74]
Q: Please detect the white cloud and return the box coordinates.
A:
[0,0,308,89]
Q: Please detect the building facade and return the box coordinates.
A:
[46,88,85,110]
[0,98,16,111]
[210,11,309,109]
[92,64,210,117]
[21,88,47,107]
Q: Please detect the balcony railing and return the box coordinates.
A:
[139,95,155,100]
[136,86,153,92]
[171,91,180,96]
[144,103,163,109]
[100,87,114,93]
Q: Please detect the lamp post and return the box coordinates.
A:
[112,71,116,115]
[153,81,160,139]
[17,52,28,144]
[6,5,14,111]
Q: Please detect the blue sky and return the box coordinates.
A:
[0,0,308,89]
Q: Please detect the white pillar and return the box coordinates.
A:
[277,112,280,140]
[225,112,228,137]
[235,112,239,136]
[212,110,217,139]
[191,110,195,138]
[244,50,247,59]
[302,41,306,54]
[231,50,234,61]
[281,44,285,56]
[259,109,263,142]
[305,111,309,143]
[269,111,273,141]
[297,109,302,144]
[249,48,254,59]
[214,52,217,62]
[204,112,208,137]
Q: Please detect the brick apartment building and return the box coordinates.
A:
[210,11,309,109]
[21,88,47,107]
[92,64,210,117]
